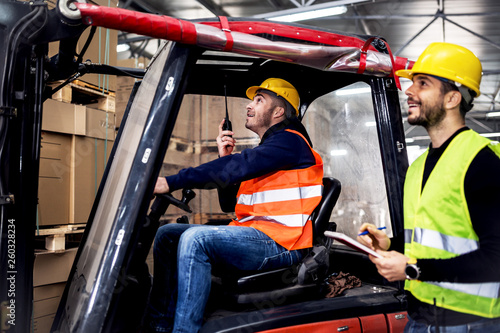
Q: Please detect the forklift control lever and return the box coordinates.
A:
[149,188,196,222]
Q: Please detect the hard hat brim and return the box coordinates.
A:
[395,69,414,80]
[246,86,260,100]
[395,69,481,97]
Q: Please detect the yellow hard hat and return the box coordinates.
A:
[396,42,482,97]
[246,78,300,115]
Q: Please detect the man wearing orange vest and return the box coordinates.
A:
[144,78,324,333]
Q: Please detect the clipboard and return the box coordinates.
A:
[325,231,383,259]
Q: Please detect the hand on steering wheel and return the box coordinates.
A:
[154,177,170,194]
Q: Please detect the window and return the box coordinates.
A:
[303,82,392,239]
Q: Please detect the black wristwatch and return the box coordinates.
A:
[405,258,420,280]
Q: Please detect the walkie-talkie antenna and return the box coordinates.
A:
[224,84,229,121]
[223,84,232,135]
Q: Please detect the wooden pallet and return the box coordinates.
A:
[35,224,86,252]
[48,79,115,112]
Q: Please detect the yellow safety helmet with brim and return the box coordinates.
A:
[396,42,482,97]
[246,78,300,116]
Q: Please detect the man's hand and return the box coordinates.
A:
[216,119,235,157]
[370,250,409,282]
[357,223,391,251]
[154,177,170,194]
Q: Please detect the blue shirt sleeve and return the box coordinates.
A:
[166,129,315,192]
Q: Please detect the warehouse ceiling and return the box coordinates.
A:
[116,0,500,146]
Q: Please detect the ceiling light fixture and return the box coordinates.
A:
[117,43,130,52]
[268,6,347,22]
[486,111,500,118]
[254,0,369,23]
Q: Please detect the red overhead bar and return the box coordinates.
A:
[75,3,414,85]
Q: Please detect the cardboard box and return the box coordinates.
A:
[38,132,72,226]
[32,283,66,332]
[70,136,113,223]
[42,99,116,140]
[38,131,114,225]
[88,94,116,112]
[33,283,66,317]
[32,314,56,333]
[85,107,116,140]
[42,99,86,135]
[33,248,77,287]
[49,82,72,103]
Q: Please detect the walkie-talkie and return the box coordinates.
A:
[223,85,232,137]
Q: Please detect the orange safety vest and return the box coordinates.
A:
[229,129,324,250]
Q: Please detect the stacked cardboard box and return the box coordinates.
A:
[32,248,78,332]
[39,99,115,226]
[34,100,115,332]
[32,283,66,333]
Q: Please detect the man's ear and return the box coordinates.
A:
[445,90,462,110]
[273,106,285,118]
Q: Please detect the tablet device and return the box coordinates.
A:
[325,231,383,259]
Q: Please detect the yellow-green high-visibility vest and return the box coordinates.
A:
[404,129,500,318]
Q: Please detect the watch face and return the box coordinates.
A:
[405,264,419,280]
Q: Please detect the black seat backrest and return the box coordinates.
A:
[310,177,341,241]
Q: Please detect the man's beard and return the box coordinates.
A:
[245,107,274,132]
[408,99,446,129]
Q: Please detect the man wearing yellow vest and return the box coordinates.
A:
[144,78,324,333]
[357,42,500,332]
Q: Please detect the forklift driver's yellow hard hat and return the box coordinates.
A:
[396,42,482,97]
[246,78,300,115]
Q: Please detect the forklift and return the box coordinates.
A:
[0,0,412,332]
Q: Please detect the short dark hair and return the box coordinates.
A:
[439,80,474,117]
[259,90,296,119]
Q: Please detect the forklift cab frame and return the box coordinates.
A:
[52,41,409,332]
[0,2,410,332]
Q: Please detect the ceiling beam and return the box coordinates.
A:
[266,0,286,10]
[313,12,500,20]
[195,0,230,16]
[254,0,370,19]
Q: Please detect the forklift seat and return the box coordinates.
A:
[214,177,341,305]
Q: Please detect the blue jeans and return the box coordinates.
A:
[405,314,500,333]
[144,223,305,333]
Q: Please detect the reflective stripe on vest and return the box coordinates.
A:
[405,227,479,255]
[231,129,324,250]
[238,213,313,228]
[237,185,322,207]
[404,129,500,318]
[428,281,500,299]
